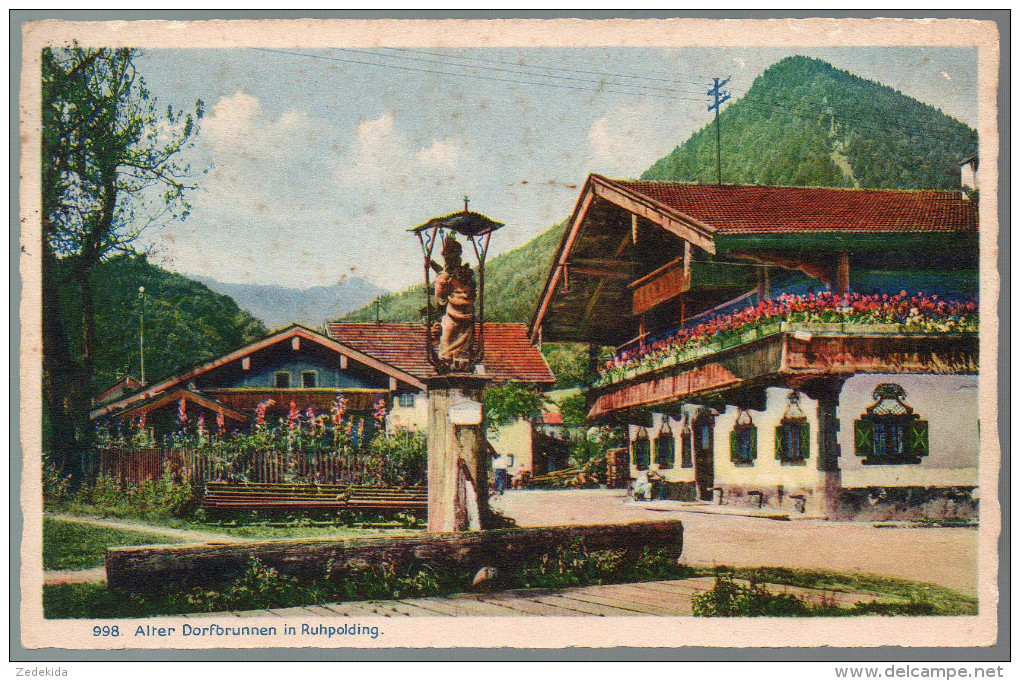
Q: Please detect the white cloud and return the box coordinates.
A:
[202,91,260,140]
[416,137,470,167]
[733,57,746,69]
[940,70,953,82]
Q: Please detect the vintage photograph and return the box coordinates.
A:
[18,16,1001,651]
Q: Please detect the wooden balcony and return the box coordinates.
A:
[588,324,978,421]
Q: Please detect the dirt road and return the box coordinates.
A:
[491,489,979,595]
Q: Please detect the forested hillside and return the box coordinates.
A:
[643,56,977,188]
[57,254,268,392]
[343,56,977,331]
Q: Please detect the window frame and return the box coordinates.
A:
[854,383,929,466]
[632,429,651,471]
[274,371,292,389]
[680,428,694,468]
[301,370,317,388]
[774,419,810,465]
[654,431,675,470]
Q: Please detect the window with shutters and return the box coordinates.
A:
[654,421,675,469]
[854,384,928,465]
[775,391,810,465]
[632,427,650,470]
[680,427,694,468]
[730,409,757,466]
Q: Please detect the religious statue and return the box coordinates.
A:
[434,234,477,371]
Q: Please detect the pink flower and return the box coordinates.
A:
[255,399,276,426]
[177,398,188,425]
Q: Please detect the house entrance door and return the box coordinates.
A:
[693,413,715,500]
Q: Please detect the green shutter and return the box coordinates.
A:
[799,421,811,459]
[775,425,784,460]
[908,420,929,458]
[854,419,872,457]
[730,429,738,462]
[749,426,757,461]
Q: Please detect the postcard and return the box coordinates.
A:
[16,15,1002,653]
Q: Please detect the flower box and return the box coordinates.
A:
[787,322,844,334]
[760,321,782,337]
[844,322,901,334]
[739,327,760,344]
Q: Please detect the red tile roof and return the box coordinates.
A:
[325,322,555,385]
[542,411,564,425]
[609,178,978,234]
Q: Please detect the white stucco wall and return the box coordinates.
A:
[629,374,978,491]
[387,392,428,431]
[837,374,979,488]
[387,390,533,476]
[488,419,534,476]
[628,411,697,484]
[712,388,822,489]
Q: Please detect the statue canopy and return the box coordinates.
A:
[409,210,504,238]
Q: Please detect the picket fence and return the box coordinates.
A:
[98,447,393,487]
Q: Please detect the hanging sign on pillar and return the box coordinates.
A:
[449,399,483,425]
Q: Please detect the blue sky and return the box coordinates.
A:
[133,46,977,291]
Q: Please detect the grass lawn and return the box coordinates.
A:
[43,517,181,571]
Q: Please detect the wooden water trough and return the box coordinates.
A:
[105,520,683,594]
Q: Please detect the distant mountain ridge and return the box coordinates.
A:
[193,275,388,330]
[343,56,978,327]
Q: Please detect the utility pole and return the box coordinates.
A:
[707,77,731,185]
[138,286,146,385]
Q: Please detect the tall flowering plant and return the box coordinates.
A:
[373,396,388,428]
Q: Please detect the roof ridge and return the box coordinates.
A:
[615,179,963,195]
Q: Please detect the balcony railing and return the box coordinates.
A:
[594,291,978,388]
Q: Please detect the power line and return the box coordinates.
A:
[255,47,709,103]
[254,48,974,145]
[376,46,710,90]
[336,47,708,98]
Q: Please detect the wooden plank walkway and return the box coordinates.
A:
[229,578,879,618]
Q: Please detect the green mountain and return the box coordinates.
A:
[643,56,977,188]
[343,220,567,325]
[344,56,977,331]
[57,253,268,392]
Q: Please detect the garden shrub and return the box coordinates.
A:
[692,572,810,617]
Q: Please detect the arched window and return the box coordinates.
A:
[730,409,757,466]
[655,420,675,469]
[854,384,928,465]
[680,423,694,468]
[775,391,810,465]
[632,427,650,470]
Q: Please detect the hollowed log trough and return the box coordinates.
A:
[106,520,683,594]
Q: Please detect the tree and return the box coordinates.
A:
[41,46,203,476]
[483,381,548,438]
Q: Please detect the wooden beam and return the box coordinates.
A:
[529,180,597,340]
[837,252,850,297]
[591,177,716,254]
[629,254,691,316]
[570,267,633,280]
[106,521,684,594]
